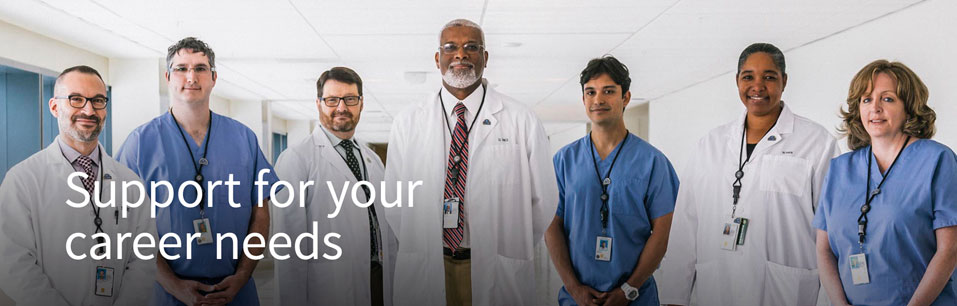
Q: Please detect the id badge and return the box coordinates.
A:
[849,253,870,285]
[94,266,114,297]
[443,198,460,229]
[719,217,740,251]
[735,217,749,245]
[595,236,612,261]
[192,218,214,245]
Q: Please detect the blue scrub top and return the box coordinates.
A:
[117,111,279,305]
[813,139,957,306]
[553,133,679,306]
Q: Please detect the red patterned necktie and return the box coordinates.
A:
[443,102,469,250]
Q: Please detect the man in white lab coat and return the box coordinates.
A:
[384,19,558,306]
[0,65,155,305]
[657,43,839,306]
[273,67,397,306]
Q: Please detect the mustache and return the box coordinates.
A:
[332,110,354,118]
[448,60,474,69]
[589,105,612,112]
[72,113,101,124]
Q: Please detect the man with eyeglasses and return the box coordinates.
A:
[384,19,557,305]
[116,37,280,306]
[0,65,155,305]
[272,67,397,306]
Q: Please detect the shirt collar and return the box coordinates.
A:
[57,136,100,166]
[440,85,485,117]
[319,124,356,148]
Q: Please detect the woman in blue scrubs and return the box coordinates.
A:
[814,60,957,306]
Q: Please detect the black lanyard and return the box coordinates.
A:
[731,117,777,217]
[857,135,910,249]
[438,84,486,181]
[589,131,628,232]
[171,110,213,216]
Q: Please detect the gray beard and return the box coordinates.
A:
[442,69,480,89]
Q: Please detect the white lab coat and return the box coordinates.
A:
[272,126,397,306]
[384,81,558,306]
[657,104,839,306]
[0,139,155,306]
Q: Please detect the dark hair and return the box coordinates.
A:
[839,60,934,150]
[317,67,363,97]
[166,37,216,70]
[55,65,105,91]
[737,43,785,75]
[579,55,631,96]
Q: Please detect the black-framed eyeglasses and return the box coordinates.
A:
[439,43,484,54]
[321,96,362,107]
[55,95,109,110]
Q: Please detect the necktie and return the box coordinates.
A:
[76,155,103,234]
[443,102,468,250]
[340,140,381,261]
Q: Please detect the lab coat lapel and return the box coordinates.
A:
[469,84,503,150]
[749,103,795,159]
[313,127,359,185]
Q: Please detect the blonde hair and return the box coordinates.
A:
[839,60,935,150]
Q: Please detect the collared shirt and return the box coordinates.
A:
[553,133,679,306]
[319,124,366,180]
[439,86,485,249]
[57,136,100,177]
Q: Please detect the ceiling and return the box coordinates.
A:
[0,0,926,142]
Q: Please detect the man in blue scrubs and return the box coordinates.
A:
[545,56,679,306]
[117,37,278,306]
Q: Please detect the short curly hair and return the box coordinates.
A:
[839,60,935,150]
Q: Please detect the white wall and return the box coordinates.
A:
[0,20,108,80]
[286,119,313,145]
[230,99,266,149]
[210,95,232,116]
[649,0,957,171]
[109,58,163,152]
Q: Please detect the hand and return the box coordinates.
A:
[205,273,250,304]
[166,279,225,306]
[568,283,607,306]
[601,288,630,306]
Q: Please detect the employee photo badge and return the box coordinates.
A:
[443,198,460,229]
[94,266,114,297]
[849,253,870,285]
[719,219,740,251]
[192,218,214,245]
[595,236,612,261]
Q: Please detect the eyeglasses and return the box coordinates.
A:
[439,43,484,54]
[54,95,109,110]
[169,65,215,75]
[321,96,362,107]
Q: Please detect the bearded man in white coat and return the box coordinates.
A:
[273,67,397,306]
[0,65,155,305]
[384,19,558,306]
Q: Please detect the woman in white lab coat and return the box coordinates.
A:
[657,43,839,306]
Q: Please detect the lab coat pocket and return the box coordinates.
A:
[759,155,811,196]
[489,255,534,305]
[761,261,820,306]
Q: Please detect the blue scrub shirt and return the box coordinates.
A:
[117,111,279,306]
[813,139,957,306]
[553,133,679,306]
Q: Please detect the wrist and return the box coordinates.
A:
[620,281,640,301]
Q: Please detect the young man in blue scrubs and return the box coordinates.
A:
[117,37,279,306]
[545,56,679,306]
